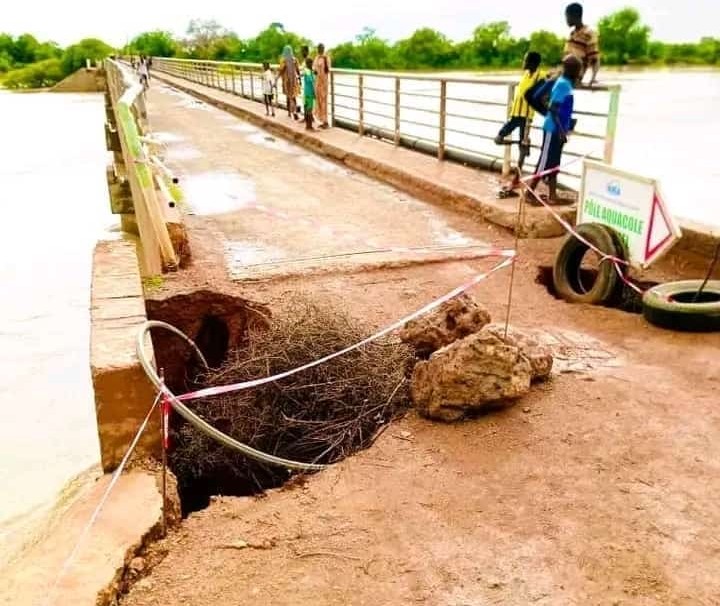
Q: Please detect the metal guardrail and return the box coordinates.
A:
[105,59,177,275]
[150,57,620,180]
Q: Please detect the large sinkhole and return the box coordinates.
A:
[147,292,411,516]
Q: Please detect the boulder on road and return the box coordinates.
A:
[481,324,553,381]
[400,294,491,358]
[411,333,532,422]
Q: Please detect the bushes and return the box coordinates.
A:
[2,58,64,89]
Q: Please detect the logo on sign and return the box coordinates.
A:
[607,181,622,197]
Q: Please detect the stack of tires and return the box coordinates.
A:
[553,223,720,332]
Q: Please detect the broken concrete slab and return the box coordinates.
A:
[0,471,171,606]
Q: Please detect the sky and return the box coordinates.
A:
[3,0,718,47]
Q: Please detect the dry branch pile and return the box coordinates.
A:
[171,300,412,494]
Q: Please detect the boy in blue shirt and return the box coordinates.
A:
[528,54,582,204]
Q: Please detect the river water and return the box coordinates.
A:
[0,91,114,559]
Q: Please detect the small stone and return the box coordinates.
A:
[135,578,155,591]
[522,407,531,414]
[129,557,145,573]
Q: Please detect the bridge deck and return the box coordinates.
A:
[146,82,511,281]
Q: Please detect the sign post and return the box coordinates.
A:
[578,161,682,268]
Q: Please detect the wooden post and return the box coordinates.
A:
[502,84,515,176]
[604,86,620,165]
[250,72,255,100]
[358,74,364,136]
[438,80,447,160]
[231,66,236,94]
[394,77,401,146]
[240,69,245,97]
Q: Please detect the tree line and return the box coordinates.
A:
[2,8,718,89]
[0,34,113,88]
[127,9,719,70]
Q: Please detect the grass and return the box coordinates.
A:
[142,275,165,293]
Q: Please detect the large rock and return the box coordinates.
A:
[411,333,532,422]
[481,324,553,381]
[400,294,491,357]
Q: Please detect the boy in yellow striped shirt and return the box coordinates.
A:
[495,52,543,197]
[495,51,543,150]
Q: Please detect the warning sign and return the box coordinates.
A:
[578,161,682,268]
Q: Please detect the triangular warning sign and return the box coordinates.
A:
[644,192,676,264]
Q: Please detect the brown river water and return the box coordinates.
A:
[0,91,115,560]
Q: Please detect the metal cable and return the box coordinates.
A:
[136,321,326,472]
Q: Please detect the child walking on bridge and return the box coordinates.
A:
[262,62,276,117]
[302,57,316,131]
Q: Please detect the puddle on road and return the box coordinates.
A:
[181,171,257,215]
[245,132,300,155]
[227,123,259,134]
[149,131,185,145]
[297,155,350,175]
[225,240,288,273]
[164,145,202,161]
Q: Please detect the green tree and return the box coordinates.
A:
[61,38,113,74]
[598,8,650,64]
[697,37,720,64]
[129,31,178,57]
[184,19,228,57]
[10,33,40,64]
[464,22,518,66]
[394,28,455,69]
[528,30,564,66]
[244,23,309,63]
[3,58,64,88]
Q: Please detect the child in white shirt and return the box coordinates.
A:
[262,62,275,117]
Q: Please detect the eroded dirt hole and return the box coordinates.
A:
[149,293,411,517]
[535,266,659,313]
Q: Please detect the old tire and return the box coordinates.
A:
[553,223,624,304]
[642,280,720,332]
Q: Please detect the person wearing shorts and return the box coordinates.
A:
[529,55,582,203]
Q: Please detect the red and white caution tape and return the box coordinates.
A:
[176,251,515,402]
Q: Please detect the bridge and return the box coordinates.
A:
[31,59,719,605]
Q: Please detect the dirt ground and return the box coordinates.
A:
[123,84,720,606]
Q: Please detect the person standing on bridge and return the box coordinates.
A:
[303,57,316,131]
[278,45,301,121]
[312,44,331,129]
[564,3,600,85]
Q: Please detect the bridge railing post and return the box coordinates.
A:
[330,71,335,125]
[438,80,447,161]
[358,74,364,136]
[502,83,515,176]
[394,77,401,146]
[604,85,620,165]
[250,70,255,101]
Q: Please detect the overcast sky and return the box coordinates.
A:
[4,0,717,47]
